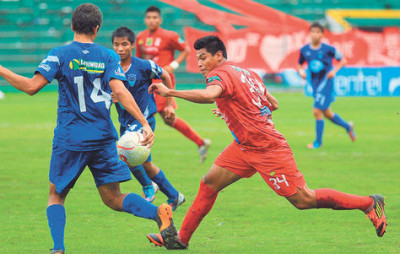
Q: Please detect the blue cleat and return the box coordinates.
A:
[307,141,321,149]
[167,193,185,211]
[143,184,156,203]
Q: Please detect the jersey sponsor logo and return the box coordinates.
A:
[138,39,144,45]
[114,66,126,77]
[41,55,60,64]
[230,65,250,76]
[309,59,324,73]
[146,38,153,46]
[69,59,105,73]
[38,63,51,72]
[155,38,161,47]
[206,75,221,84]
[82,50,90,54]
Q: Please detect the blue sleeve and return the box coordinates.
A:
[298,49,306,64]
[147,60,163,79]
[104,50,127,82]
[333,47,343,61]
[35,48,60,83]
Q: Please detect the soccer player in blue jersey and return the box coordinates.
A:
[297,22,355,149]
[112,26,185,210]
[0,4,177,254]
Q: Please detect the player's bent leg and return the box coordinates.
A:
[288,186,386,236]
[308,108,324,149]
[97,182,127,211]
[47,183,69,253]
[143,161,184,211]
[161,110,205,147]
[148,164,242,249]
[286,186,317,210]
[177,165,241,247]
[159,110,175,126]
[129,165,155,203]
[324,108,356,142]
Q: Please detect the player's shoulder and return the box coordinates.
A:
[206,63,237,82]
[322,42,335,51]
[136,30,147,38]
[159,27,179,37]
[133,56,152,69]
[300,44,310,52]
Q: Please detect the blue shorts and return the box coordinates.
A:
[312,77,335,110]
[49,143,132,194]
[120,116,156,163]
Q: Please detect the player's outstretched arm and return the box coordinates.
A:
[149,83,222,104]
[0,65,48,95]
[327,57,347,79]
[160,68,175,120]
[110,78,155,147]
[297,64,307,79]
[266,91,279,111]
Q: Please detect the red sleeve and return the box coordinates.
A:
[135,33,143,58]
[206,70,231,98]
[169,31,187,51]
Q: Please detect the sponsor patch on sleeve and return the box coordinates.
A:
[206,75,222,84]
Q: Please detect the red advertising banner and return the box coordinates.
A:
[161,0,400,73]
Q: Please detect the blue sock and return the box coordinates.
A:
[151,169,179,200]
[130,165,152,187]
[46,204,66,251]
[316,119,325,145]
[331,113,351,131]
[122,193,158,220]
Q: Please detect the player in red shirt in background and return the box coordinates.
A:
[146,36,387,249]
[136,6,211,163]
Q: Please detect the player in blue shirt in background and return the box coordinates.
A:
[0,4,177,254]
[112,26,185,210]
[298,22,355,149]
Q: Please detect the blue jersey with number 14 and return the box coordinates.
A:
[36,41,127,151]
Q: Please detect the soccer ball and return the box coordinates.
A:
[117,131,150,167]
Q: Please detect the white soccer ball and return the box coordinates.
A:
[117,131,150,167]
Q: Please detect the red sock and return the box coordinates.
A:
[315,188,373,211]
[179,180,218,245]
[172,117,204,147]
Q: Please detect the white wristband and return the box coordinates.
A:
[169,60,179,70]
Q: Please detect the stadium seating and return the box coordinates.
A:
[1,0,399,87]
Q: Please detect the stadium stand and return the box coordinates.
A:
[1,0,399,87]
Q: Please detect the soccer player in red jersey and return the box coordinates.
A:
[136,6,211,163]
[146,36,387,249]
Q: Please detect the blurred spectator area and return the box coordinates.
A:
[0,0,399,86]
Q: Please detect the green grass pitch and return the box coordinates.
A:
[0,91,399,253]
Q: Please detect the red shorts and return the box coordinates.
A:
[215,141,306,197]
[153,74,178,112]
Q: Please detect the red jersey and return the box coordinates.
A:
[135,27,187,68]
[206,62,287,149]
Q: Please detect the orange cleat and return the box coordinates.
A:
[147,233,164,247]
[154,204,178,249]
[365,194,387,237]
[348,122,356,142]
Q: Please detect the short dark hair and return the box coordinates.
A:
[72,3,102,35]
[146,5,161,15]
[194,35,227,59]
[112,27,136,44]
[309,22,324,32]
